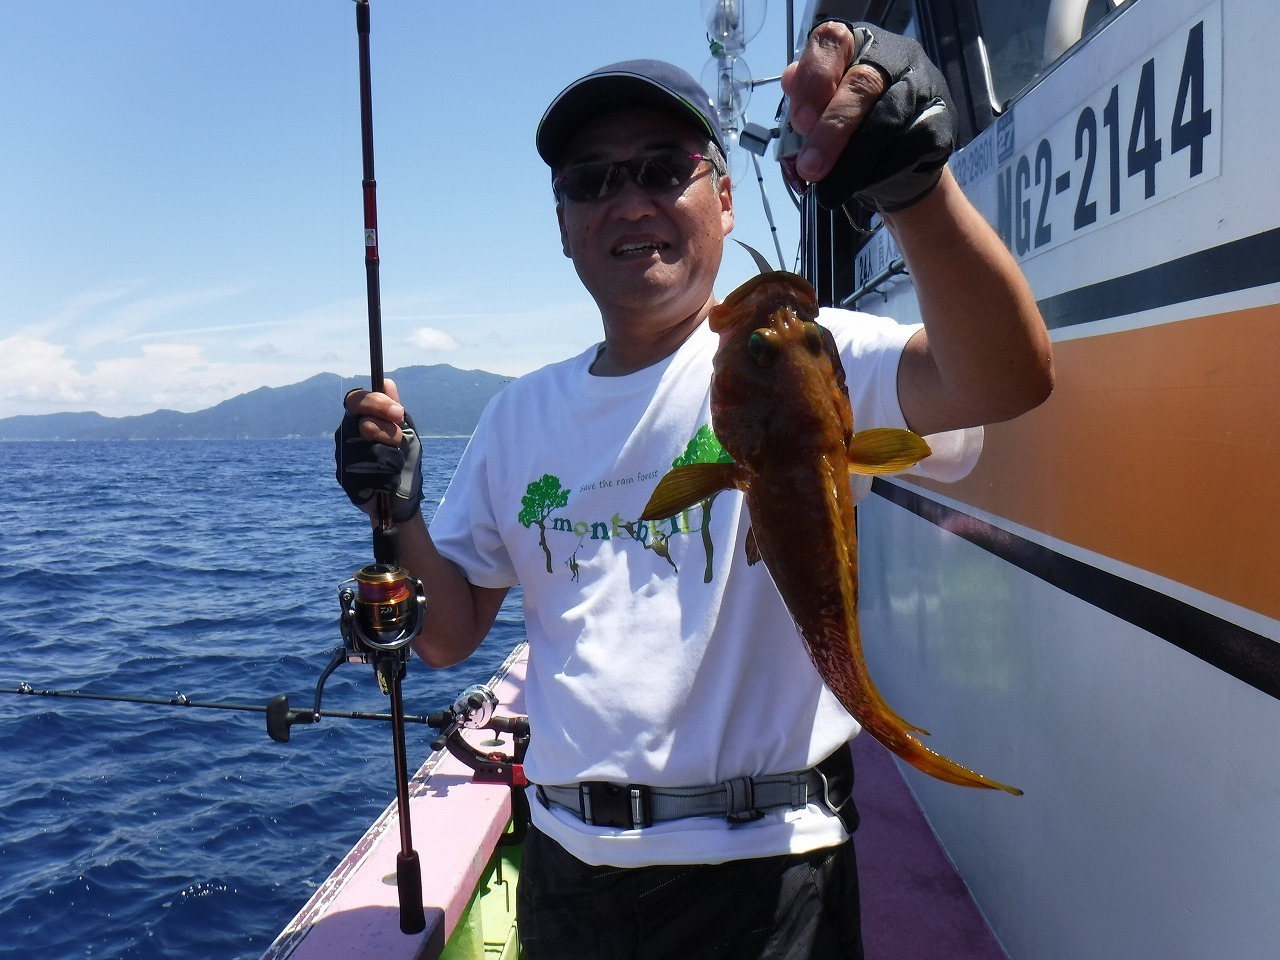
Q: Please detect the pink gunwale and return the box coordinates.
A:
[261,645,529,960]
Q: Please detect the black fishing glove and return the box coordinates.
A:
[812,20,957,214]
[334,405,424,523]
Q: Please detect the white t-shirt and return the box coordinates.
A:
[430,307,981,867]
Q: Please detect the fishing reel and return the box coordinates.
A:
[427,684,530,781]
[426,684,531,845]
[434,684,501,732]
[264,563,425,742]
[339,562,427,685]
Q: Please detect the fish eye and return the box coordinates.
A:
[747,328,780,366]
[803,321,824,355]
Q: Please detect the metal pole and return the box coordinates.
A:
[786,0,795,63]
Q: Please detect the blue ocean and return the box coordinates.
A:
[0,438,523,958]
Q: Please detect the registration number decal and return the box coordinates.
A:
[995,3,1222,260]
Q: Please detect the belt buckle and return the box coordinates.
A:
[579,781,651,829]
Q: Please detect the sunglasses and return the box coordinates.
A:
[554,149,712,203]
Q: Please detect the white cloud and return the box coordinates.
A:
[0,292,602,419]
[75,284,252,350]
[406,327,461,352]
[0,336,320,419]
[27,283,142,339]
[0,337,83,407]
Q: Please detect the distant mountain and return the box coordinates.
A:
[0,364,513,440]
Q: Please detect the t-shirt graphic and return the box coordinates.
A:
[516,423,731,582]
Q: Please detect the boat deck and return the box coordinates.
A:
[851,733,1009,959]
[262,646,1009,959]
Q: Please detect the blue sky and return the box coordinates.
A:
[0,1,802,419]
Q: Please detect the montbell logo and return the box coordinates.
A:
[517,424,733,583]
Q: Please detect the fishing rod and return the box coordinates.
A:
[1,683,436,737]
[316,0,429,935]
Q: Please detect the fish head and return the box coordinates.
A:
[708,272,854,463]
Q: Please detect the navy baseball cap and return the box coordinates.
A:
[536,59,726,168]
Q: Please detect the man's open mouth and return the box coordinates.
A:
[613,241,667,257]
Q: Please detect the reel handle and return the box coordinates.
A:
[265,694,316,744]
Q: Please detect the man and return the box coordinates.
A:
[339,21,1052,960]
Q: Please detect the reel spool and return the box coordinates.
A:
[340,563,427,661]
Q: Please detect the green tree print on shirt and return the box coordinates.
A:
[519,473,570,573]
[672,425,733,583]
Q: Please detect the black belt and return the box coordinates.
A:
[535,752,850,830]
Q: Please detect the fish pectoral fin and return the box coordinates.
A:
[744,527,762,565]
[848,428,933,476]
[639,463,741,521]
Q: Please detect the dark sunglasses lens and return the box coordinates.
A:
[634,153,700,190]
[557,151,704,202]
[557,163,612,202]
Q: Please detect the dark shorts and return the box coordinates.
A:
[517,750,863,960]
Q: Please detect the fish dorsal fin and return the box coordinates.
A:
[848,428,932,476]
[734,239,777,274]
[639,462,741,521]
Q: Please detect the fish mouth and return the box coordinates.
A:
[611,239,668,258]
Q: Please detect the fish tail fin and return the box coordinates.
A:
[865,719,1023,796]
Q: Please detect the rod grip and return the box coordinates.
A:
[397,850,426,934]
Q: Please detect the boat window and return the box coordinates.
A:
[976,0,1123,104]
[876,0,920,41]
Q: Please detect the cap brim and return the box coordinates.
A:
[537,72,721,167]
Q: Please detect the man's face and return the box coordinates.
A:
[555,106,734,326]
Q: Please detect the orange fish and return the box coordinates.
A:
[641,271,1022,796]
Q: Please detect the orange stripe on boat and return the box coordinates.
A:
[910,304,1280,619]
